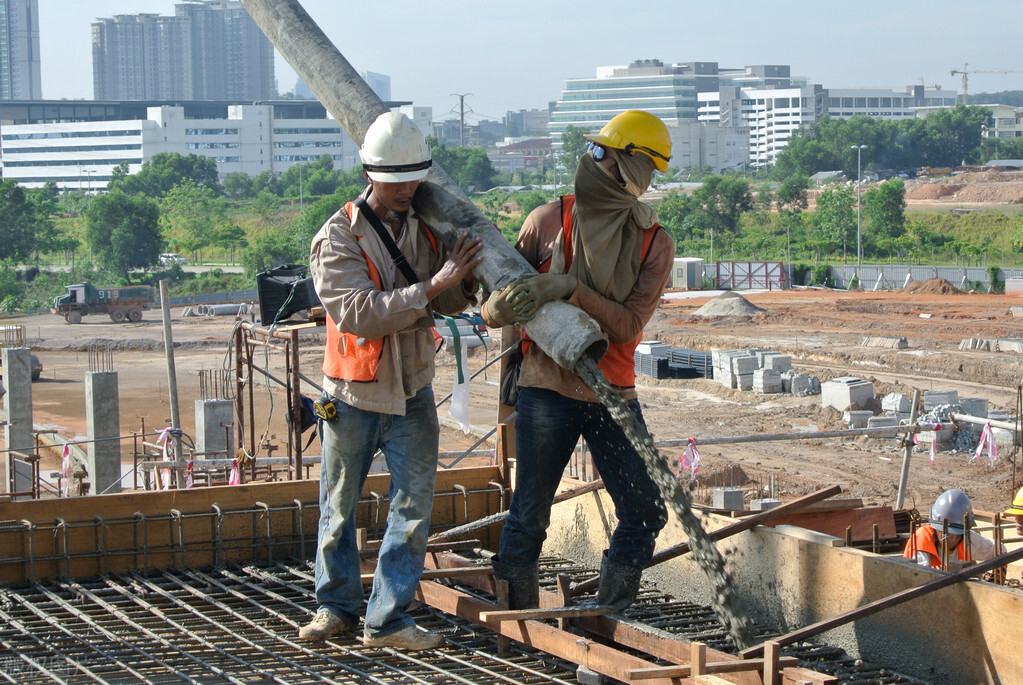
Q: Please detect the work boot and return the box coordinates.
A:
[298,609,352,641]
[596,551,643,613]
[362,624,445,650]
[491,558,539,610]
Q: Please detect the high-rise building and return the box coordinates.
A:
[93,1,274,101]
[0,0,41,100]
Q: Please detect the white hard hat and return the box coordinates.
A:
[359,112,432,183]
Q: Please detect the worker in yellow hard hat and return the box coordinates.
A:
[481,110,674,612]
[1005,486,1023,536]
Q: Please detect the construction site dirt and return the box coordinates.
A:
[11,280,1023,516]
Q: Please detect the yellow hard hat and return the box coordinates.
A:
[1005,486,1023,516]
[585,110,672,173]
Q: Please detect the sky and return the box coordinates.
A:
[40,1,1023,123]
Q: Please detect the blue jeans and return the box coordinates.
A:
[498,386,668,570]
[313,385,439,637]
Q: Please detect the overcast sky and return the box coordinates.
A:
[40,1,1023,122]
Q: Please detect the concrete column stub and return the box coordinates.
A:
[85,370,121,495]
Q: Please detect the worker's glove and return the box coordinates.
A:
[502,274,577,321]
[484,281,533,327]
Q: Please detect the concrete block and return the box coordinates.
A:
[761,353,792,372]
[924,390,958,411]
[753,368,782,393]
[86,371,121,495]
[862,336,909,349]
[735,373,753,391]
[194,399,235,459]
[712,488,744,511]
[845,410,873,428]
[750,498,782,511]
[2,347,34,496]
[959,397,988,419]
[789,372,818,396]
[867,415,900,429]
[821,377,874,411]
[959,338,994,351]
[1010,306,1023,317]
[731,355,759,374]
[881,392,912,414]
[997,338,1023,353]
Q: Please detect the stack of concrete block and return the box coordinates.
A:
[881,392,912,414]
[862,336,909,349]
[712,349,753,389]
[753,368,783,393]
[923,390,958,411]
[761,353,792,372]
[867,415,900,432]
[821,377,874,411]
[635,341,671,358]
[959,397,988,419]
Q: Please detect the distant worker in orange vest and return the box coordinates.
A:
[903,489,1006,568]
[481,110,674,612]
[1004,485,1023,537]
[303,111,482,649]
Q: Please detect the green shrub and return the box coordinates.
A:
[810,264,832,287]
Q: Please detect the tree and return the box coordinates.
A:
[558,125,588,176]
[811,185,855,263]
[85,190,161,279]
[864,178,906,244]
[118,153,221,198]
[242,231,305,277]
[0,180,38,263]
[212,224,249,264]
[159,180,226,263]
[222,172,255,200]
[429,145,497,191]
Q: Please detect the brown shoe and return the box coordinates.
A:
[362,624,444,651]
[298,610,351,641]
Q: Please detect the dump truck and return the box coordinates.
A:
[51,283,155,324]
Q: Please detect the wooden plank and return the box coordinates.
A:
[758,506,896,541]
[626,656,798,679]
[480,606,610,622]
[783,666,838,684]
[741,545,1023,659]
[415,579,683,685]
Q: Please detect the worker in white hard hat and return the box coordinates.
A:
[303,111,482,649]
[480,110,674,612]
[903,489,1006,569]
[1004,485,1023,536]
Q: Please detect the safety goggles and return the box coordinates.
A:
[623,142,670,165]
[586,141,606,161]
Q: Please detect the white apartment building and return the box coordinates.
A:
[0,103,430,191]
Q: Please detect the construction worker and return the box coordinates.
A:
[481,110,674,611]
[303,111,482,649]
[1005,485,1023,537]
[903,489,1006,568]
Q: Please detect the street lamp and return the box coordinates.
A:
[851,145,868,270]
[83,169,97,194]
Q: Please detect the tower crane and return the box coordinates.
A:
[950,63,1023,104]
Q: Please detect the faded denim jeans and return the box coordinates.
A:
[498,386,668,570]
[313,385,439,637]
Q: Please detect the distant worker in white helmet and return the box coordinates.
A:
[303,111,482,649]
[481,110,674,611]
[903,489,1006,568]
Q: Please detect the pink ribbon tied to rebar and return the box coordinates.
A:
[971,421,997,465]
[680,437,702,479]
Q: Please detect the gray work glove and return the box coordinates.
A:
[502,274,578,321]
[484,281,532,327]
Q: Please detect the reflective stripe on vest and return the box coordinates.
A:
[322,201,437,383]
[523,194,661,388]
[901,524,970,568]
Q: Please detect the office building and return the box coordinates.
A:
[0,99,428,191]
[92,1,274,101]
[0,0,41,100]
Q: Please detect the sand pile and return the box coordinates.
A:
[904,183,960,200]
[902,278,963,295]
[693,291,766,317]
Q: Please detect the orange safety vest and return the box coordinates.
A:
[322,201,437,382]
[902,524,971,568]
[523,195,662,388]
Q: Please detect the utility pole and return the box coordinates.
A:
[851,145,868,271]
[450,93,473,147]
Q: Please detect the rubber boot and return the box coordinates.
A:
[596,551,643,613]
[491,558,539,610]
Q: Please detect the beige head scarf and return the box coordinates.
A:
[549,149,659,302]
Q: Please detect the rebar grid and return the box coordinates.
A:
[0,562,581,684]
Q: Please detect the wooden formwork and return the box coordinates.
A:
[0,465,507,583]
